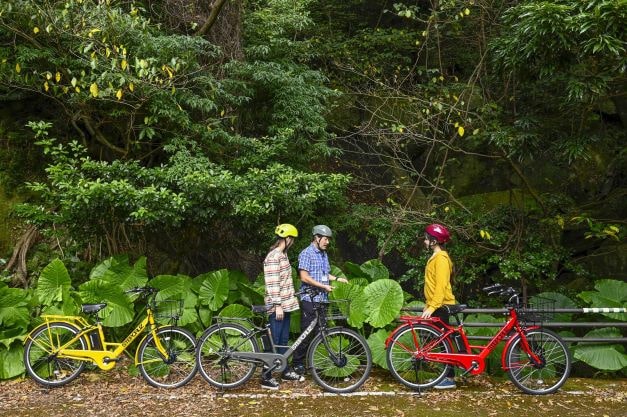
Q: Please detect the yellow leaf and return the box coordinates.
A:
[106,47,111,57]
[75,86,80,93]
[15,63,21,73]
[220,110,225,117]
[480,230,485,238]
[464,8,471,15]
[454,122,459,128]
[129,82,134,92]
[46,72,52,80]
[33,27,40,34]
[44,81,49,92]
[89,82,99,97]
[458,126,465,137]
[63,86,69,94]
[55,72,61,82]
[116,89,123,100]
[71,77,77,87]
[121,59,127,70]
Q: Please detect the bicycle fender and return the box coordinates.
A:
[384,321,443,349]
[500,325,541,369]
[133,325,173,364]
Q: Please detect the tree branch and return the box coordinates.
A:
[195,0,229,36]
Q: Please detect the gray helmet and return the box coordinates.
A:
[312,224,332,237]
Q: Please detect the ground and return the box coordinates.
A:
[1,366,625,417]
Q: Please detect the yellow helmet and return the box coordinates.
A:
[275,223,298,238]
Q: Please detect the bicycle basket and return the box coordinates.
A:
[154,299,184,320]
[518,296,555,324]
[325,299,350,321]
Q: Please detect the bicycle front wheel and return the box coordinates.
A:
[137,326,197,389]
[307,327,372,393]
[196,323,259,389]
[505,328,571,395]
[386,324,452,390]
[24,322,88,387]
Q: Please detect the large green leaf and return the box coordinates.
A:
[330,265,347,280]
[342,261,367,280]
[368,328,390,369]
[364,279,404,328]
[198,269,230,311]
[0,287,30,329]
[219,303,253,319]
[0,343,24,379]
[35,258,72,305]
[78,280,134,327]
[360,259,390,281]
[149,274,191,301]
[89,255,148,290]
[573,327,627,371]
[578,279,627,321]
[348,290,368,329]
[237,281,265,306]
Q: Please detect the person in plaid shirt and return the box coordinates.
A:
[261,223,302,390]
[291,225,348,376]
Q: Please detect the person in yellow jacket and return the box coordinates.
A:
[420,223,457,389]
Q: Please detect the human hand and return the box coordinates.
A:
[275,305,284,320]
[322,284,333,293]
[421,307,434,319]
[336,277,349,284]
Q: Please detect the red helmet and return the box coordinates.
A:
[425,224,451,244]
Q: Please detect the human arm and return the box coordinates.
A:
[299,269,333,292]
[263,255,284,316]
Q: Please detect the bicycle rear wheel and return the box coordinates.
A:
[386,323,452,390]
[196,322,259,389]
[137,326,197,388]
[24,322,88,387]
[505,328,571,395]
[307,327,372,393]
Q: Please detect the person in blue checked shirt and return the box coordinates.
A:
[291,225,348,376]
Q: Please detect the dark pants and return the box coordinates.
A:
[292,300,316,367]
[433,306,457,378]
[269,311,291,355]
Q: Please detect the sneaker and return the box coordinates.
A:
[292,364,305,376]
[281,370,305,382]
[261,377,280,390]
[434,378,456,390]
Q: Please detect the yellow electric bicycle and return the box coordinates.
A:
[23,286,197,388]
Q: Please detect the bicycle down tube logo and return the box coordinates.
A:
[122,321,147,348]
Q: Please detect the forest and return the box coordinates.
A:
[0,0,625,380]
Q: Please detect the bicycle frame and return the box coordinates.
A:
[217,303,333,372]
[386,308,544,375]
[32,308,170,371]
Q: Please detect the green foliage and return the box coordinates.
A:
[578,279,627,321]
[572,327,627,371]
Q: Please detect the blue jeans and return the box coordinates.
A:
[269,311,291,355]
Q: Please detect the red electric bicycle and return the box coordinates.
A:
[385,284,571,395]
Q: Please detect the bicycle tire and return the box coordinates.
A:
[505,328,571,395]
[24,321,88,387]
[386,323,452,390]
[137,326,198,389]
[307,327,372,393]
[196,322,259,389]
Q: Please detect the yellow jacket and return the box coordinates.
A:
[424,250,456,311]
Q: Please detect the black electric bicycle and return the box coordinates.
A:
[195,288,372,393]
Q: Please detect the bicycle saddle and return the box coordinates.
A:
[81,303,107,314]
[251,305,269,314]
[444,304,467,314]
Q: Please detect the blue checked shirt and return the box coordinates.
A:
[298,243,330,302]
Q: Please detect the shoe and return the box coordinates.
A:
[292,364,305,376]
[434,378,456,390]
[261,377,280,390]
[281,370,305,382]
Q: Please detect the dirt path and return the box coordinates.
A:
[1,368,625,417]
